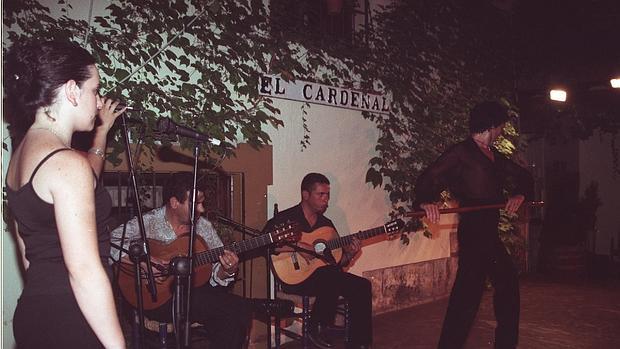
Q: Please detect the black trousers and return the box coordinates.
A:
[438,240,520,349]
[145,283,253,349]
[283,265,373,346]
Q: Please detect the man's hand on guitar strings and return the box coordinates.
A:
[218,249,239,276]
[343,237,361,258]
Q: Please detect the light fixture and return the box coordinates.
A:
[611,78,620,89]
[549,89,567,102]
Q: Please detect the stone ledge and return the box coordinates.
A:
[363,256,458,315]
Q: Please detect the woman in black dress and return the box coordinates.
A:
[5,40,126,348]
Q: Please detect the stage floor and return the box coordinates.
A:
[273,273,620,349]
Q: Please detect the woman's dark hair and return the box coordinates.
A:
[3,40,96,134]
[301,172,330,193]
[469,101,510,134]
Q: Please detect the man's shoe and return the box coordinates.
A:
[308,326,334,349]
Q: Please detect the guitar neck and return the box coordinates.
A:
[193,233,273,266]
[405,201,544,218]
[327,225,386,250]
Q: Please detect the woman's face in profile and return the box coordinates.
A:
[74,65,102,131]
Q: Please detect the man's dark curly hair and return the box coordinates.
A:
[163,172,205,204]
[301,172,330,193]
[469,101,510,133]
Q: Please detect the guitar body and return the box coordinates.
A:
[117,235,212,310]
[271,226,343,285]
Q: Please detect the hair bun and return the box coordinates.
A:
[5,42,38,98]
[4,42,43,132]
[4,40,96,136]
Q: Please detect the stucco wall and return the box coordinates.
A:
[264,100,449,277]
[2,123,23,349]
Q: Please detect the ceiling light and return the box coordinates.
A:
[549,89,567,102]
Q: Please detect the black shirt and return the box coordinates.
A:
[414,138,534,207]
[6,149,113,296]
[264,203,336,236]
[414,138,534,252]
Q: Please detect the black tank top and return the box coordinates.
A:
[6,148,113,296]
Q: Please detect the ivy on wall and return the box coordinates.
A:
[357,1,516,209]
[3,0,358,163]
[4,0,530,252]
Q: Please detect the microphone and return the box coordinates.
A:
[212,214,262,235]
[115,104,143,112]
[112,114,143,125]
[156,118,221,145]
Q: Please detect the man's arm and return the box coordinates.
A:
[197,218,237,286]
[414,144,462,223]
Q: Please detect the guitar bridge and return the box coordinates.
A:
[291,252,300,270]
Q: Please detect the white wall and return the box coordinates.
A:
[264,99,448,277]
[579,131,620,255]
[2,123,23,349]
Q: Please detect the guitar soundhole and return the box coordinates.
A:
[314,241,326,254]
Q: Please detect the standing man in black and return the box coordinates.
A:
[264,173,373,349]
[415,101,534,349]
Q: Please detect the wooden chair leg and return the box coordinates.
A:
[344,300,351,344]
[274,315,281,349]
[302,295,311,349]
[158,322,169,348]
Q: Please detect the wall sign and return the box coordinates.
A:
[258,74,391,115]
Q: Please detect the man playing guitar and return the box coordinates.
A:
[110,172,251,349]
[264,173,372,349]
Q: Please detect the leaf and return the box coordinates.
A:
[114,69,130,82]
[365,168,383,188]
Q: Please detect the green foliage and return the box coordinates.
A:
[3,0,529,253]
[3,0,357,163]
[357,2,515,211]
[212,221,237,246]
[351,2,529,252]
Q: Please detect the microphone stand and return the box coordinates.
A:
[215,214,262,300]
[174,142,201,349]
[120,113,158,349]
[215,214,262,238]
[214,214,260,306]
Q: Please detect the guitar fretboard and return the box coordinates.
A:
[326,225,386,250]
[193,233,273,266]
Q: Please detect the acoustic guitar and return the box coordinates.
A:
[117,222,300,309]
[271,219,403,285]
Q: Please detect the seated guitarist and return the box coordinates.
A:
[110,172,252,349]
[263,172,372,349]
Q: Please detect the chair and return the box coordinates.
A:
[268,203,350,348]
[128,309,210,349]
[272,279,350,349]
